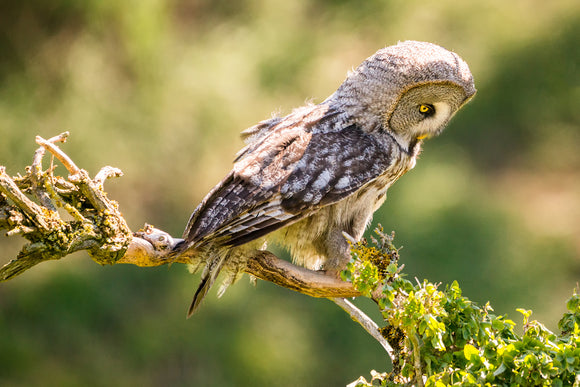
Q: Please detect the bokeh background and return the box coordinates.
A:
[1,0,579,385]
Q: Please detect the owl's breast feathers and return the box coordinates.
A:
[182,104,415,250]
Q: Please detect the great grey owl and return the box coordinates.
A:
[179,40,476,316]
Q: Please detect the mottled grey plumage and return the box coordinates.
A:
[181,41,476,316]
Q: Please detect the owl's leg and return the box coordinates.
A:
[316,204,375,275]
[314,228,353,275]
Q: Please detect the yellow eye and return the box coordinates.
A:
[419,104,435,115]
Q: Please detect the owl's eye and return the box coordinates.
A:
[419,104,435,116]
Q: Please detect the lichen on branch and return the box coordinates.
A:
[0,132,132,281]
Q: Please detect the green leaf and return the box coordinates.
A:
[464,344,479,361]
[492,318,505,331]
[516,308,532,317]
[493,363,507,377]
[566,294,580,313]
[386,263,398,274]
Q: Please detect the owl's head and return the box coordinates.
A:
[332,41,476,154]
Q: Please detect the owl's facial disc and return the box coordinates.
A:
[387,83,467,153]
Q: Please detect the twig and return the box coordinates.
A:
[0,167,52,232]
[410,332,425,387]
[332,297,395,362]
[30,132,70,210]
[35,133,79,175]
[94,166,123,189]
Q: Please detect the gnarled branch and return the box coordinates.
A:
[0,133,364,300]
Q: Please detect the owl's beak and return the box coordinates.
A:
[416,134,429,140]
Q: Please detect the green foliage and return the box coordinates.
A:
[345,227,580,387]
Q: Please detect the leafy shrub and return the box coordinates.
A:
[344,227,580,387]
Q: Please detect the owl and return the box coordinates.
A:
[179,40,476,316]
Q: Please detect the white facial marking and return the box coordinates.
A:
[431,102,452,128]
[415,102,451,136]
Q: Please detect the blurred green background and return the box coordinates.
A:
[1,0,579,385]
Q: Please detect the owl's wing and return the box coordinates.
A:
[183,112,396,249]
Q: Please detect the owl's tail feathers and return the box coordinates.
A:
[188,275,212,318]
[187,249,228,318]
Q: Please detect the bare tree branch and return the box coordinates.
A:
[332,298,395,357]
[245,250,363,298]
[0,133,365,300]
[113,224,364,298]
[0,133,395,363]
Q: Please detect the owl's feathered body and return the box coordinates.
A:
[180,41,476,316]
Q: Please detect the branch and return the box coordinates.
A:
[245,250,362,298]
[332,298,394,357]
[113,225,363,298]
[0,133,364,301]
